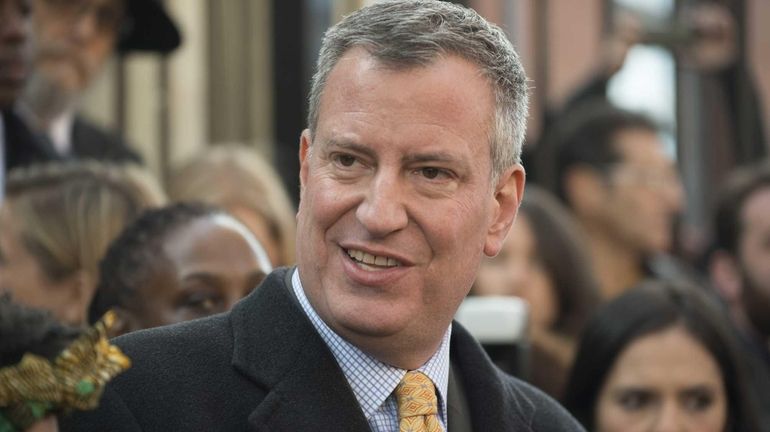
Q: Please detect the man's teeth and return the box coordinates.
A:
[346,249,400,267]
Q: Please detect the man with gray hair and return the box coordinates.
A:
[2,0,60,201]
[20,0,180,163]
[62,1,583,430]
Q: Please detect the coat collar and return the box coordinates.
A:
[228,267,539,431]
[229,267,372,431]
[450,321,535,430]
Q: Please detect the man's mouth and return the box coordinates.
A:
[346,249,401,269]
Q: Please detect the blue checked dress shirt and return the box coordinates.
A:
[292,270,450,432]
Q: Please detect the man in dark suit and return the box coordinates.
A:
[19,0,180,164]
[63,1,584,430]
[1,0,59,200]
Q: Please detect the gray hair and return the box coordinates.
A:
[307,0,529,178]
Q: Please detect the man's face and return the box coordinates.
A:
[0,0,31,108]
[737,187,770,338]
[296,48,524,367]
[31,0,122,93]
[598,128,683,255]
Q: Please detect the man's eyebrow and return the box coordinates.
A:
[402,152,463,165]
[323,138,377,159]
[323,138,470,169]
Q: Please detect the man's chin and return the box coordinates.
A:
[36,61,89,93]
[23,67,84,118]
[332,305,411,340]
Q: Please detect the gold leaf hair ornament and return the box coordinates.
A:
[0,312,130,431]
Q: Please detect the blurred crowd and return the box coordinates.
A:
[1,0,769,431]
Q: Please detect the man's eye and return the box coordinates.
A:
[421,168,440,179]
[418,167,451,180]
[334,154,357,167]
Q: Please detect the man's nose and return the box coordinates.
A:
[355,173,409,238]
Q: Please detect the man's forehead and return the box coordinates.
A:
[329,47,416,82]
[321,49,492,118]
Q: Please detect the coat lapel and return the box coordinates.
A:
[3,109,60,171]
[451,322,535,430]
[229,268,371,431]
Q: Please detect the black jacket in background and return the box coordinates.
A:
[3,109,60,173]
[70,116,143,164]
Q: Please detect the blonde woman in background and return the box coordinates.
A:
[0,161,165,325]
[169,145,296,266]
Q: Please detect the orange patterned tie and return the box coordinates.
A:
[395,371,443,432]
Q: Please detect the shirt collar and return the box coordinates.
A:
[48,110,74,156]
[291,269,451,422]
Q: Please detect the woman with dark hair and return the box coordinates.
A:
[89,202,272,336]
[563,279,759,432]
[473,185,600,398]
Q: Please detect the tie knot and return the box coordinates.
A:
[395,371,438,418]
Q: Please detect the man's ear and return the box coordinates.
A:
[299,129,313,191]
[709,250,742,305]
[564,165,606,218]
[484,164,526,257]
